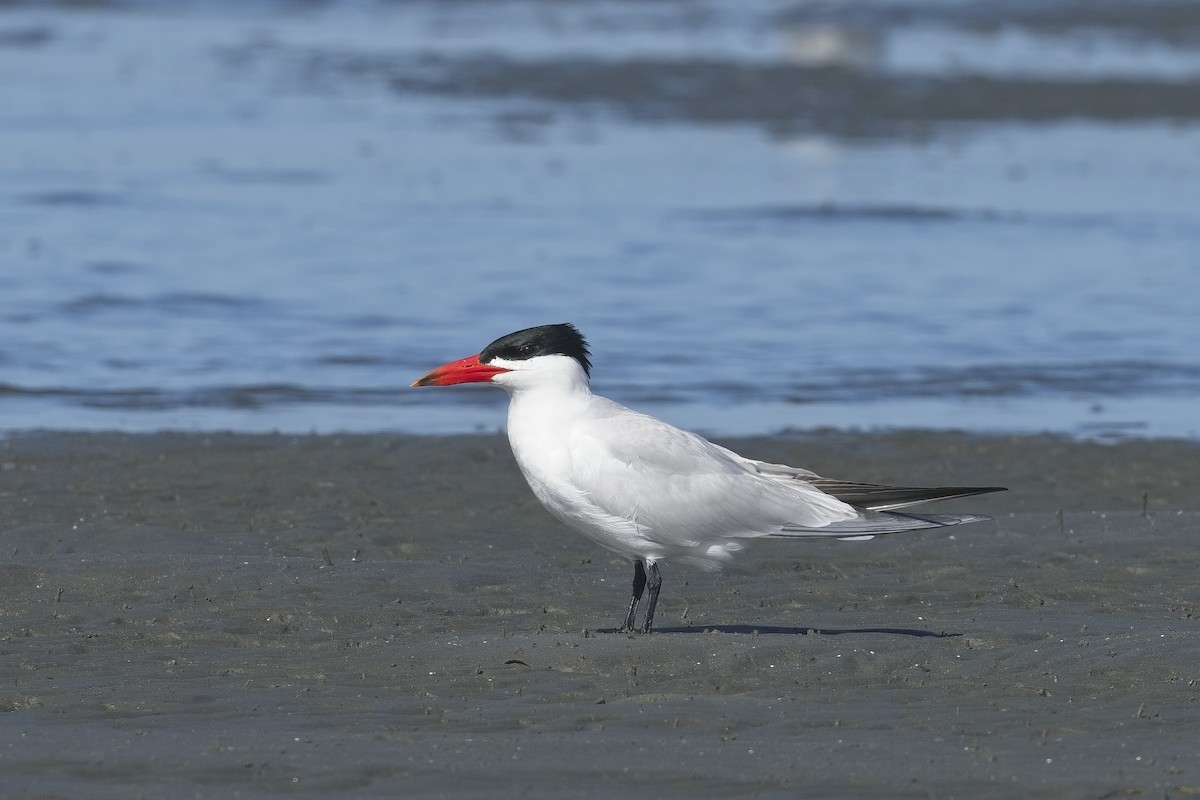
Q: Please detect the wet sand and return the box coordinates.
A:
[1,430,1197,798]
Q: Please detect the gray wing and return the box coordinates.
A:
[566,404,860,546]
[749,460,1005,538]
[752,461,1006,511]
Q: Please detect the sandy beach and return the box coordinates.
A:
[1,430,1197,798]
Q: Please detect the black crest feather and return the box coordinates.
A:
[480,323,591,377]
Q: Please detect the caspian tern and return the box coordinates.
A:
[413,323,1005,633]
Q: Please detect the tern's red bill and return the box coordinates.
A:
[411,354,510,387]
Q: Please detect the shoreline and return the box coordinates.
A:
[2,430,1197,797]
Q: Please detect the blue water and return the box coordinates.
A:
[2,1,1198,438]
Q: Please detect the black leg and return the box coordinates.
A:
[619,560,647,632]
[640,562,663,634]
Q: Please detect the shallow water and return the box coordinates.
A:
[2,1,1198,438]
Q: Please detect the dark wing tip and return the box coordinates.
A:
[807,481,1007,511]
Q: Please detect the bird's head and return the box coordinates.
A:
[411,323,592,391]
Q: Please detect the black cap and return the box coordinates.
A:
[479,323,592,377]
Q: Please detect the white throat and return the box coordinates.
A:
[490,354,593,485]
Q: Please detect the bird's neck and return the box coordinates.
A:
[504,377,593,464]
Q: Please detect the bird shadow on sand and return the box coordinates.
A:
[598,625,960,637]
